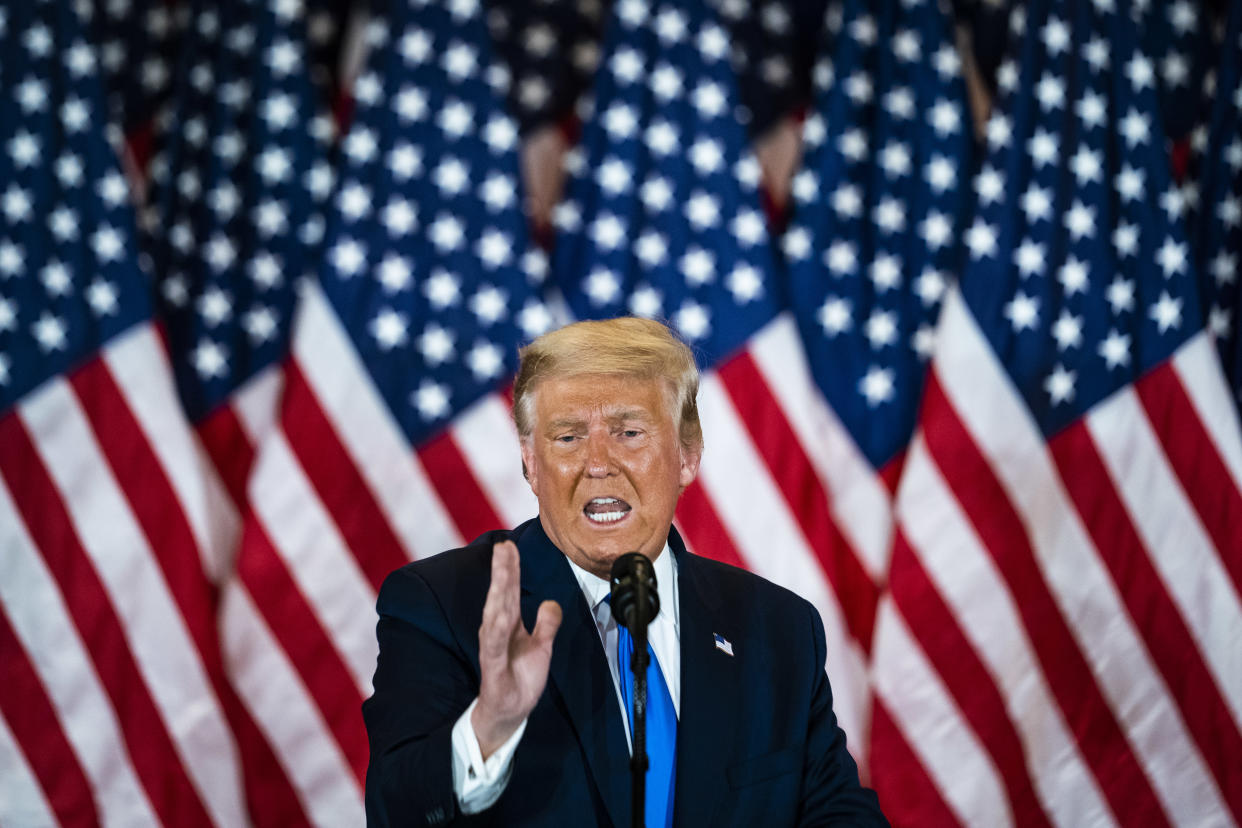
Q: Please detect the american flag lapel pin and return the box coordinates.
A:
[713,633,734,656]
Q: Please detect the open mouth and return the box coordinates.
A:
[583,496,632,525]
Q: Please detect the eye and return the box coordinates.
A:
[621,429,642,438]
[556,434,578,443]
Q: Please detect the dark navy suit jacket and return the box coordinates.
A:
[363,518,887,827]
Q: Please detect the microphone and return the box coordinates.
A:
[609,552,660,630]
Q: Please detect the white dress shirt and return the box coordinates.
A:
[451,545,681,813]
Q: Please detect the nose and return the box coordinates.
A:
[584,431,614,478]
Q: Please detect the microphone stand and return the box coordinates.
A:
[629,573,650,828]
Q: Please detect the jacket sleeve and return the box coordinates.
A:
[798,600,890,827]
[363,565,480,828]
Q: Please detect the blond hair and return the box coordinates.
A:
[513,317,703,455]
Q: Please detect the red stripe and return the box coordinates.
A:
[888,531,1053,827]
[1135,361,1242,594]
[717,351,879,650]
[673,479,748,569]
[1051,420,1242,822]
[0,411,214,828]
[869,695,962,828]
[235,514,370,786]
[0,608,98,826]
[417,429,505,545]
[281,361,410,590]
[70,360,310,827]
[197,402,257,509]
[919,370,1170,827]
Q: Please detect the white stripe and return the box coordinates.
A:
[695,372,869,758]
[221,582,366,825]
[1173,332,1242,493]
[0,475,159,828]
[294,281,462,559]
[932,288,1228,826]
[232,363,285,446]
[897,435,1114,828]
[103,323,225,581]
[19,380,249,828]
[748,314,893,577]
[0,690,60,826]
[871,597,1012,828]
[451,393,538,528]
[1088,387,1242,726]
[247,428,379,694]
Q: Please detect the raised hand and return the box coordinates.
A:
[471,540,563,758]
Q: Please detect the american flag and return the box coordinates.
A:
[0,2,257,824]
[870,0,1242,825]
[550,0,877,755]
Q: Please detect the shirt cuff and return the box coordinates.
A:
[450,698,527,815]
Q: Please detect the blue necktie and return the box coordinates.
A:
[615,618,677,828]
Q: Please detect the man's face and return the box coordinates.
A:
[520,373,701,580]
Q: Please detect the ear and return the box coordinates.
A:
[520,438,540,496]
[678,445,701,491]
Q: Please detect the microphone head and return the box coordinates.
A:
[609,552,659,629]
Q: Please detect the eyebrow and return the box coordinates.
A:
[544,409,653,432]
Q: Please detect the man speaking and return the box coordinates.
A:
[363,317,887,826]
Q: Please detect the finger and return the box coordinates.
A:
[480,541,519,658]
[531,600,562,652]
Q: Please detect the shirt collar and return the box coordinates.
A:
[564,544,677,624]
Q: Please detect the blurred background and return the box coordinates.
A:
[1,0,1240,824]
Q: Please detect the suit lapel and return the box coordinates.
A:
[673,537,740,828]
[518,521,631,828]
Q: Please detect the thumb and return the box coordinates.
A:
[531,600,562,650]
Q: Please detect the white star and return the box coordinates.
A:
[689,138,724,175]
[1064,201,1096,240]
[8,131,39,168]
[1156,237,1187,277]
[418,323,454,364]
[1083,37,1109,72]
[49,207,78,241]
[443,42,478,80]
[859,366,894,406]
[730,209,765,246]
[933,44,961,78]
[1126,54,1154,90]
[477,230,512,269]
[610,46,644,83]
[645,120,679,156]
[727,264,763,303]
[0,242,23,277]
[483,116,517,154]
[920,211,952,250]
[838,128,868,162]
[793,169,819,202]
[338,182,372,222]
[1015,239,1046,277]
[330,237,366,276]
[873,198,905,234]
[1099,329,1131,369]
[0,298,14,332]
[255,200,289,236]
[966,219,998,258]
[849,16,877,45]
[257,147,292,183]
[826,241,857,275]
[629,285,663,318]
[651,63,683,101]
[819,296,852,335]
[597,157,632,195]
[1004,292,1040,331]
[370,308,408,350]
[243,306,278,344]
[467,341,504,381]
[603,103,638,140]
[1021,184,1053,223]
[395,86,428,122]
[925,155,956,193]
[832,184,862,219]
[1036,73,1065,110]
[433,158,469,196]
[681,248,715,285]
[1115,165,1145,202]
[1076,91,1106,130]
[192,339,228,379]
[1044,364,1076,405]
[879,142,911,178]
[262,92,297,131]
[471,285,507,324]
[635,231,668,267]
[987,114,1013,150]
[865,310,898,348]
[41,261,71,296]
[1028,128,1059,168]
[1070,146,1102,185]
[1208,305,1232,340]
[61,97,89,132]
[686,191,720,229]
[2,185,32,223]
[892,29,920,62]
[870,254,902,291]
[425,270,461,308]
[591,214,626,251]
[586,268,621,305]
[198,286,233,327]
[16,78,48,113]
[1149,291,1182,333]
[389,143,422,180]
[1052,310,1083,350]
[638,176,672,213]
[413,380,451,421]
[1113,223,1139,258]
[429,214,464,252]
[1160,187,1185,221]
[1219,196,1241,228]
[249,252,282,290]
[91,225,124,263]
[1119,108,1150,147]
[675,301,710,340]
[915,269,946,306]
[691,80,726,118]
[1107,277,1136,314]
[267,38,302,75]
[975,166,1004,205]
[1059,257,1090,295]
[844,72,873,105]
[654,8,687,42]
[884,87,914,120]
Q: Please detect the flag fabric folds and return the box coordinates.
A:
[3,0,1242,826]
[870,0,1242,824]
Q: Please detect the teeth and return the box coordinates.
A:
[590,497,619,505]
[587,510,627,523]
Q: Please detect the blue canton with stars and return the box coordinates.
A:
[551,0,782,368]
[782,0,975,469]
[0,1,152,416]
[141,0,335,422]
[961,0,1205,437]
[1185,1,1242,408]
[84,0,185,135]
[318,0,552,447]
